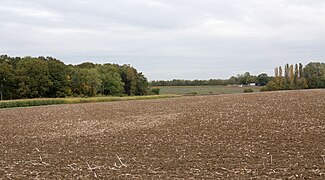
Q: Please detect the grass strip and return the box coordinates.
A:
[0,94,180,109]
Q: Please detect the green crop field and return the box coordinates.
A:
[0,95,180,109]
[152,85,262,95]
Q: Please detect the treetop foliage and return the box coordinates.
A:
[0,55,149,100]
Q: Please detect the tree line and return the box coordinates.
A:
[263,62,325,91]
[150,72,272,86]
[0,55,150,100]
[151,62,325,92]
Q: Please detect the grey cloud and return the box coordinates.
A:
[0,0,325,80]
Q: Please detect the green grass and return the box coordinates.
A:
[152,85,262,95]
[0,99,65,109]
[0,94,180,109]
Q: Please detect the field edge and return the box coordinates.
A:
[0,94,181,110]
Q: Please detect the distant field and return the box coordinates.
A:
[152,85,262,95]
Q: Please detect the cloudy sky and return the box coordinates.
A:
[1,0,325,80]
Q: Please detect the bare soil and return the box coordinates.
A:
[1,90,325,179]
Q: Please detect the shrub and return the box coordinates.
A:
[264,81,280,91]
[243,88,254,93]
[260,87,268,92]
[186,92,198,95]
[150,88,160,95]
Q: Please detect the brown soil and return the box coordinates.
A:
[1,90,325,179]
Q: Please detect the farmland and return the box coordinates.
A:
[153,85,262,95]
[1,90,325,179]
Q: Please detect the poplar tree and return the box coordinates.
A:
[299,63,303,78]
[289,64,294,89]
[275,67,279,78]
[279,66,283,89]
[294,64,299,86]
[283,64,290,89]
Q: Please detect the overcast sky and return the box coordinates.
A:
[1,0,325,80]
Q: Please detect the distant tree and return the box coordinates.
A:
[1,55,21,68]
[264,81,280,91]
[256,73,270,86]
[46,57,71,97]
[150,88,160,95]
[299,63,304,78]
[237,72,254,85]
[97,64,124,95]
[227,76,238,85]
[0,55,7,63]
[76,62,96,69]
[289,65,294,82]
[284,64,290,89]
[294,64,299,86]
[289,65,294,89]
[0,55,150,99]
[275,67,279,78]
[71,68,102,97]
[303,62,325,88]
[276,66,284,89]
[16,57,52,98]
[0,61,15,100]
[279,66,283,77]
[119,65,137,95]
[284,64,289,80]
[135,72,149,95]
[296,77,308,89]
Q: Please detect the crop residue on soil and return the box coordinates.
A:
[1,90,325,179]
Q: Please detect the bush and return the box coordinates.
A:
[243,88,254,93]
[264,81,280,91]
[260,87,268,92]
[0,99,65,109]
[186,92,198,95]
[150,88,160,95]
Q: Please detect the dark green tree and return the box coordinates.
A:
[284,64,290,89]
[16,57,52,98]
[256,73,270,86]
[97,64,124,95]
[71,68,101,97]
[237,72,255,85]
[119,65,137,95]
[47,57,71,97]
[0,61,15,100]
[135,72,149,95]
[299,63,304,78]
[294,64,299,86]
[76,62,96,69]
[303,62,325,88]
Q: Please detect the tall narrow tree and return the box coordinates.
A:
[294,64,299,86]
[279,66,283,89]
[289,65,294,81]
[299,63,303,78]
[289,65,294,89]
[275,67,279,77]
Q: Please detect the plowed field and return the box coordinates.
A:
[1,90,325,179]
